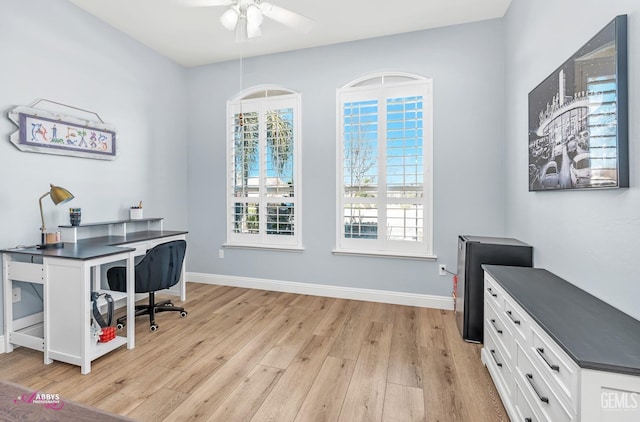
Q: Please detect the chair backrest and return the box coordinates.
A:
[134,240,186,293]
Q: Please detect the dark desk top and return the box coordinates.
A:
[1,230,187,261]
[483,265,640,376]
[0,243,135,260]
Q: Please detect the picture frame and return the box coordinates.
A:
[528,15,628,191]
[8,102,118,160]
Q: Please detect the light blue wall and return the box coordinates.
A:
[0,0,189,334]
[504,0,640,320]
[3,0,636,342]
[186,20,507,296]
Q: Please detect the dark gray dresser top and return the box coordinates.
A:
[482,265,640,376]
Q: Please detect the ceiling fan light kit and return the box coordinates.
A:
[188,0,314,40]
[220,6,239,31]
[245,3,263,38]
[246,3,263,26]
[246,21,262,39]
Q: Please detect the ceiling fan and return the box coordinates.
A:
[183,0,315,41]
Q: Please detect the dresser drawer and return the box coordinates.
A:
[515,343,575,422]
[485,300,513,363]
[484,328,514,400]
[530,323,579,410]
[484,274,504,311]
[514,376,543,422]
[503,294,530,345]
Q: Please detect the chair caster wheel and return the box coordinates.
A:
[180,311,188,318]
[150,324,159,332]
[116,323,125,330]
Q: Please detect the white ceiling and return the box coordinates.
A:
[68,0,511,67]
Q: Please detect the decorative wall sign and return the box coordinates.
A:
[8,100,118,160]
[528,15,628,191]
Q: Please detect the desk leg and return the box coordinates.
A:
[180,265,186,302]
[92,266,100,292]
[42,262,52,366]
[126,252,135,349]
[80,262,91,374]
[2,253,14,354]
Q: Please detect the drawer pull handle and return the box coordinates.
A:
[490,319,503,334]
[526,373,549,404]
[536,347,560,372]
[506,310,521,325]
[490,349,503,367]
[487,288,498,297]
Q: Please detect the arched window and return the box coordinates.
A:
[336,73,433,257]
[227,86,302,249]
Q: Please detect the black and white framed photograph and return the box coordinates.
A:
[528,15,628,191]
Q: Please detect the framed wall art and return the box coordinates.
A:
[528,15,628,191]
[8,100,118,160]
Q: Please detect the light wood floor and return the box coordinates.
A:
[0,283,507,421]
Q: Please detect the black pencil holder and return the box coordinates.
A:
[69,208,81,226]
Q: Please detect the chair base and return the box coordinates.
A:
[116,291,187,332]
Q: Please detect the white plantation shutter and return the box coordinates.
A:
[227,90,301,248]
[337,74,433,257]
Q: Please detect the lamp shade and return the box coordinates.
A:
[220,7,239,31]
[38,183,74,247]
[246,3,263,27]
[247,20,262,38]
[246,3,263,38]
[49,184,74,205]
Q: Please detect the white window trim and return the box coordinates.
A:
[335,73,433,258]
[226,86,303,250]
[332,248,437,260]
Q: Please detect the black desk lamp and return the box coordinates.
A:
[38,183,74,249]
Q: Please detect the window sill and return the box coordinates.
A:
[332,249,437,261]
[223,243,305,253]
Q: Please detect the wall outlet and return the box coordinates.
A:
[12,287,21,303]
[218,249,224,259]
[439,264,447,276]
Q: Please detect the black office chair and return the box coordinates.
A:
[107,240,187,332]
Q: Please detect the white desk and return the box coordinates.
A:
[2,227,187,374]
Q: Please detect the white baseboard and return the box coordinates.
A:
[0,335,4,353]
[187,272,454,310]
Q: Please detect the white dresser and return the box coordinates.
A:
[481,265,640,422]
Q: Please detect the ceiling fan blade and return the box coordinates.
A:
[181,0,235,7]
[259,2,315,34]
